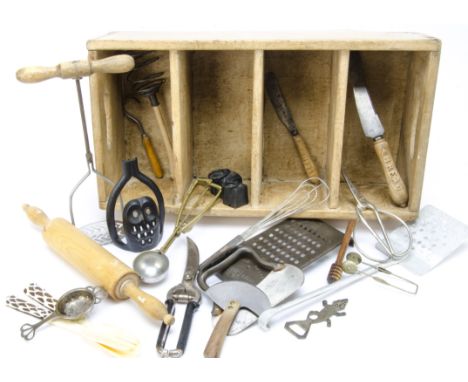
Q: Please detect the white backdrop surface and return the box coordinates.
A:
[0,1,467,381]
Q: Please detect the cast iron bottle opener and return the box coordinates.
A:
[156,237,201,358]
[106,158,165,252]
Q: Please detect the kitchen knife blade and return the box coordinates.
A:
[265,72,320,181]
[349,52,408,207]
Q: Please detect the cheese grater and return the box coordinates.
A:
[220,219,343,284]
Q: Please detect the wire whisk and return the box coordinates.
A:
[197,178,329,289]
[241,177,329,242]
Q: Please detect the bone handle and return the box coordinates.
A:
[373,138,408,207]
[292,135,320,182]
[204,300,240,358]
[16,54,135,83]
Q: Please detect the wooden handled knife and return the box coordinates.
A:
[349,52,408,207]
[265,72,320,181]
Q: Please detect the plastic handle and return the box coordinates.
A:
[16,54,135,83]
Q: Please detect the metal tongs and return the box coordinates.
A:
[342,171,412,263]
[156,237,201,358]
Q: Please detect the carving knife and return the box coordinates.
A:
[349,52,408,207]
[265,72,320,182]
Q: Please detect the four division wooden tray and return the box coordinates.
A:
[86,32,441,220]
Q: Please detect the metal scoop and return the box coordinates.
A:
[133,178,222,283]
[20,287,103,340]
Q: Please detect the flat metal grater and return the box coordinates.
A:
[220,219,344,284]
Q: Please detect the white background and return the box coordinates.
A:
[0,1,467,381]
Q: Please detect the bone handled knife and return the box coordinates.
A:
[349,52,408,207]
[265,72,320,182]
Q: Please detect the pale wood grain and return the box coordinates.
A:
[16,55,134,83]
[22,205,172,324]
[204,300,240,358]
[263,51,330,181]
[86,33,440,221]
[152,106,175,176]
[122,282,174,325]
[192,51,253,178]
[170,50,192,203]
[251,49,264,207]
[292,135,319,179]
[373,138,409,207]
[327,50,349,208]
[403,51,441,211]
[87,31,441,51]
[89,51,126,207]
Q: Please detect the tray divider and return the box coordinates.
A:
[250,49,265,207]
[170,50,192,204]
[404,50,441,212]
[326,49,350,208]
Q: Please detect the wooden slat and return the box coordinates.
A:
[327,50,349,208]
[406,51,441,211]
[250,50,264,207]
[88,50,125,208]
[87,31,441,51]
[170,50,192,204]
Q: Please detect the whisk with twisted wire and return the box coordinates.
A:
[197,177,330,290]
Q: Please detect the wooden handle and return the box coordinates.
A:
[22,204,50,228]
[327,219,356,283]
[122,282,174,325]
[204,301,240,358]
[142,134,163,178]
[152,106,175,176]
[22,204,171,324]
[16,54,135,83]
[336,220,356,264]
[292,134,320,181]
[373,138,409,207]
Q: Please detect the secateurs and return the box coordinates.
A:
[156,237,201,358]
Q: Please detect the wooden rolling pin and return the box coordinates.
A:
[23,205,174,325]
[16,55,135,83]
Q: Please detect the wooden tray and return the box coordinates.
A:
[86,32,441,220]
